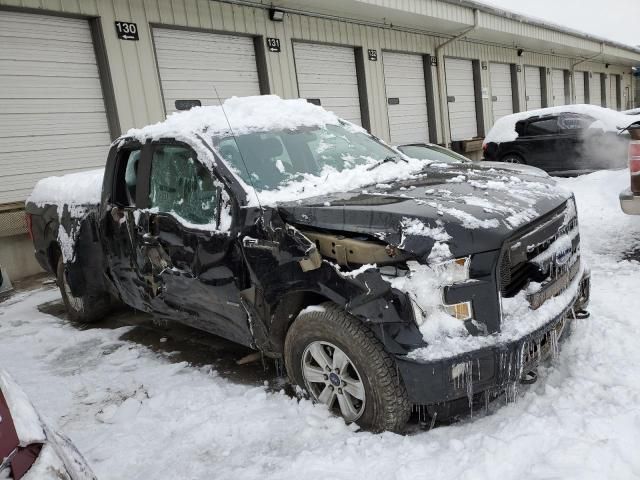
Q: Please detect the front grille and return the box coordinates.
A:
[499,201,580,300]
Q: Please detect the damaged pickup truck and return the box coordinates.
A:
[26,96,590,432]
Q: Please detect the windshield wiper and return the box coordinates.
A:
[366,155,407,171]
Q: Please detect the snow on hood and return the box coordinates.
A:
[0,369,46,446]
[484,104,640,145]
[27,169,104,207]
[125,95,342,144]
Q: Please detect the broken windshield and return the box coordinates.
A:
[212,123,399,190]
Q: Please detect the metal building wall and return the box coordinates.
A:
[0,0,634,146]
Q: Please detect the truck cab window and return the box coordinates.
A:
[114,148,142,206]
[149,145,220,225]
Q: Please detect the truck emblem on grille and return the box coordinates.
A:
[555,245,572,266]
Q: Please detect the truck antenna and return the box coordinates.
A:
[213,86,263,211]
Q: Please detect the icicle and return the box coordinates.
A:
[465,360,474,415]
[429,411,437,430]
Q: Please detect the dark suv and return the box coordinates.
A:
[483,112,630,175]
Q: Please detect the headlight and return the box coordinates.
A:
[401,258,472,326]
[433,257,473,321]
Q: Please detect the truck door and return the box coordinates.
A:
[101,142,155,312]
[136,141,252,346]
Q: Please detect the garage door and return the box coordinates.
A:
[382,52,429,144]
[0,10,111,204]
[524,66,543,110]
[609,74,619,110]
[489,63,513,123]
[574,71,586,104]
[293,43,362,125]
[444,58,478,141]
[590,73,603,106]
[152,28,261,115]
[551,69,566,106]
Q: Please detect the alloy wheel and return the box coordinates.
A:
[301,341,366,422]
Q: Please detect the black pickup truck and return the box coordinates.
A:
[26,96,590,432]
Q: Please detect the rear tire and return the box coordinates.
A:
[284,303,410,433]
[56,257,110,323]
[501,153,525,164]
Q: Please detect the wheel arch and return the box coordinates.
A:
[269,290,336,354]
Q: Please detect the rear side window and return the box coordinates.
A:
[113,148,142,206]
[525,117,560,136]
[149,145,221,226]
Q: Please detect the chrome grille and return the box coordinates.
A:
[500,201,580,300]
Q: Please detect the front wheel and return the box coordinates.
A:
[501,153,525,164]
[284,303,410,432]
[56,257,110,323]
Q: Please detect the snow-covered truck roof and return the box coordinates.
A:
[123,95,346,143]
[484,104,640,145]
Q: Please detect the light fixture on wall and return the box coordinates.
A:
[605,63,610,68]
[517,48,524,57]
[269,8,284,21]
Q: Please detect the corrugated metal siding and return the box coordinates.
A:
[0,0,635,160]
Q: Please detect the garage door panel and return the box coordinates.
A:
[525,66,542,110]
[551,69,566,107]
[0,10,111,204]
[489,63,513,123]
[294,43,362,126]
[574,72,586,103]
[0,113,110,137]
[445,58,478,141]
[0,98,106,114]
[0,60,100,78]
[0,132,111,155]
[382,52,429,145]
[590,74,602,106]
[153,27,261,114]
[0,38,98,61]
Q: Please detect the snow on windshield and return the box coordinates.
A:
[484,104,640,144]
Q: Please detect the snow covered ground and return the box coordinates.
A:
[2,169,640,479]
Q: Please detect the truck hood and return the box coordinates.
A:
[277,163,571,259]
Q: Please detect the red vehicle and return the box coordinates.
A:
[0,370,95,480]
[619,125,640,215]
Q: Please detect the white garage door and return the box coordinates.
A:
[574,71,586,104]
[152,28,261,115]
[524,66,543,110]
[591,73,603,106]
[489,63,513,123]
[382,52,429,144]
[551,69,566,106]
[444,58,478,141]
[609,74,619,110]
[0,10,111,204]
[293,43,362,125]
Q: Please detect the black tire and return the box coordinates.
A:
[56,257,110,323]
[284,302,411,433]
[501,153,525,164]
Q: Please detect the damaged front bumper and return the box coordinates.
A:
[395,268,590,409]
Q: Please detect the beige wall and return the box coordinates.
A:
[0,0,634,147]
